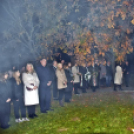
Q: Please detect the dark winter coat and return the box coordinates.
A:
[36,64,52,90]
[12,78,23,100]
[0,79,12,111]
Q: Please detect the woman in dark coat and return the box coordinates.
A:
[0,73,12,129]
[12,69,29,123]
[64,64,73,102]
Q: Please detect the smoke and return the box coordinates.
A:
[0,0,134,72]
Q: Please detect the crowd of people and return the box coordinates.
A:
[0,58,130,129]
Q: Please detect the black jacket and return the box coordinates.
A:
[12,78,23,100]
[36,64,52,88]
[49,66,57,82]
[124,65,130,74]
[0,79,12,104]
[65,68,73,83]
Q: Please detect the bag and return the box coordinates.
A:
[84,67,91,81]
[26,83,34,91]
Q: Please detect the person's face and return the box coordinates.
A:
[68,63,71,67]
[126,61,128,65]
[4,74,8,80]
[75,63,78,66]
[59,64,62,69]
[16,71,20,77]
[53,61,57,67]
[26,64,33,73]
[40,59,47,67]
[61,60,65,64]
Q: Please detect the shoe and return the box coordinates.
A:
[15,118,23,123]
[28,114,34,119]
[1,124,10,129]
[33,114,38,117]
[21,117,30,121]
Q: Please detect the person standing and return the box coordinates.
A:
[88,62,98,92]
[100,61,106,87]
[79,62,87,93]
[72,62,81,94]
[64,64,73,102]
[124,61,130,87]
[0,73,12,129]
[12,69,29,123]
[114,65,123,91]
[106,61,113,87]
[22,63,40,118]
[50,60,58,100]
[36,59,52,113]
[56,63,67,106]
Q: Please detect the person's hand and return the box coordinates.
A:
[16,99,19,101]
[47,81,52,86]
[127,72,129,74]
[70,80,73,83]
[6,98,11,103]
[33,86,38,89]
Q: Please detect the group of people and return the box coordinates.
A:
[0,58,130,129]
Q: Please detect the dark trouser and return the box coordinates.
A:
[52,80,58,99]
[59,88,65,101]
[27,105,35,115]
[74,83,80,94]
[80,79,87,93]
[97,73,100,88]
[106,75,112,87]
[65,83,73,101]
[0,102,11,128]
[39,87,51,113]
[91,86,97,92]
[114,84,122,91]
[13,97,26,119]
[100,78,106,86]
[124,74,129,87]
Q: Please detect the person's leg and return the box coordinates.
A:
[74,83,78,94]
[65,90,70,102]
[106,76,109,87]
[45,88,51,111]
[13,100,20,119]
[126,74,129,87]
[1,103,11,129]
[19,97,26,118]
[27,106,33,118]
[114,84,117,91]
[119,85,123,90]
[53,81,58,99]
[59,89,64,106]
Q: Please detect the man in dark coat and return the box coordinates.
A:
[64,64,74,102]
[123,61,130,87]
[0,73,12,129]
[50,60,58,100]
[36,59,52,113]
[88,62,99,92]
[106,61,113,87]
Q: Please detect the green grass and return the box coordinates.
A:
[1,89,134,134]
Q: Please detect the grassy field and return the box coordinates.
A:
[1,88,134,134]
